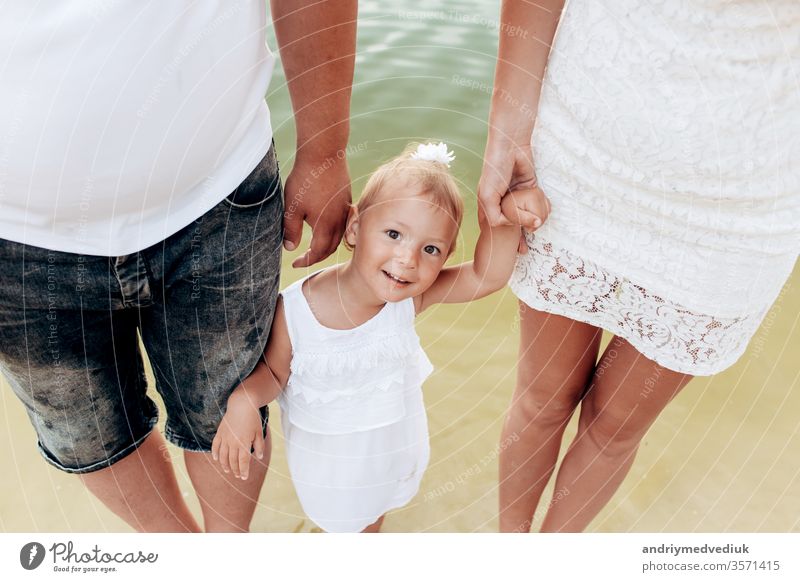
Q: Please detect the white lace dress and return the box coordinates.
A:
[277,271,433,532]
[511,0,800,375]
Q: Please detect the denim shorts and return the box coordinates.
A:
[0,145,283,474]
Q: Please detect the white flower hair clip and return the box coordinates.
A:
[410,142,456,167]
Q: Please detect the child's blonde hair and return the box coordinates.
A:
[349,143,464,253]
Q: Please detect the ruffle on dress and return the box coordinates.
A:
[289,327,422,379]
[280,347,433,435]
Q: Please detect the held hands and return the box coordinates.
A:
[499,186,550,231]
[478,137,550,253]
[283,153,352,268]
[211,390,266,480]
[498,187,551,254]
[478,140,539,226]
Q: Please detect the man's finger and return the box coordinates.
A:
[292,228,338,268]
[282,208,304,252]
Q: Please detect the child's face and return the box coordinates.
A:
[346,190,458,303]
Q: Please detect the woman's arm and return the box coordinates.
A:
[479,0,565,226]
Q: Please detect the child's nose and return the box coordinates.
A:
[396,246,418,268]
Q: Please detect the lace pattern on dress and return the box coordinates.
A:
[510,235,767,376]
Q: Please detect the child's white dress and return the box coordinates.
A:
[277,271,433,532]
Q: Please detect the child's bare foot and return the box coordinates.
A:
[361,515,385,533]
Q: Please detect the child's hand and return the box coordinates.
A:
[500,186,550,232]
[211,389,265,480]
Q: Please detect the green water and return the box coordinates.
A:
[1,0,798,532]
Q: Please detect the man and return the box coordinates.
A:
[0,0,356,532]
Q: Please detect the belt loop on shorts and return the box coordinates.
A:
[113,252,153,308]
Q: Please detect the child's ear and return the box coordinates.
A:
[345,206,359,247]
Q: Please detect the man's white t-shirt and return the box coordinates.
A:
[0,1,275,256]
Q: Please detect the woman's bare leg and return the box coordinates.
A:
[540,336,693,532]
[499,304,602,532]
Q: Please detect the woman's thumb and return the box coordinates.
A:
[478,184,508,227]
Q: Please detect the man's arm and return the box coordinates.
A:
[271,0,357,267]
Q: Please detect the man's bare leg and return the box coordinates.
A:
[184,428,271,532]
[80,429,201,532]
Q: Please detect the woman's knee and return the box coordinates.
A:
[511,372,583,428]
[578,336,693,457]
[577,380,646,456]
[514,354,595,429]
[514,306,601,426]
[579,407,645,459]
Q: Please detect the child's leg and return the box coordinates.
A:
[184,428,272,532]
[499,304,603,532]
[361,515,385,533]
[539,336,692,532]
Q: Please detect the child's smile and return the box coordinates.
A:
[382,270,411,286]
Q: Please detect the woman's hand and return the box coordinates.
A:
[478,0,565,246]
[478,137,538,225]
[479,137,549,253]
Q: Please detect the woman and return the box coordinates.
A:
[480,0,800,532]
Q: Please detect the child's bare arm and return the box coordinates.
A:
[211,296,292,479]
[416,188,548,312]
[233,296,292,406]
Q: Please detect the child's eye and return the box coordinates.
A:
[423,245,440,256]
[386,229,401,240]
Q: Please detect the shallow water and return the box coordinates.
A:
[1,0,798,532]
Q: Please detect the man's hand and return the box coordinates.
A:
[282,154,352,268]
[272,0,356,268]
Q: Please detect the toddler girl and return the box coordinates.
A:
[212,142,548,532]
